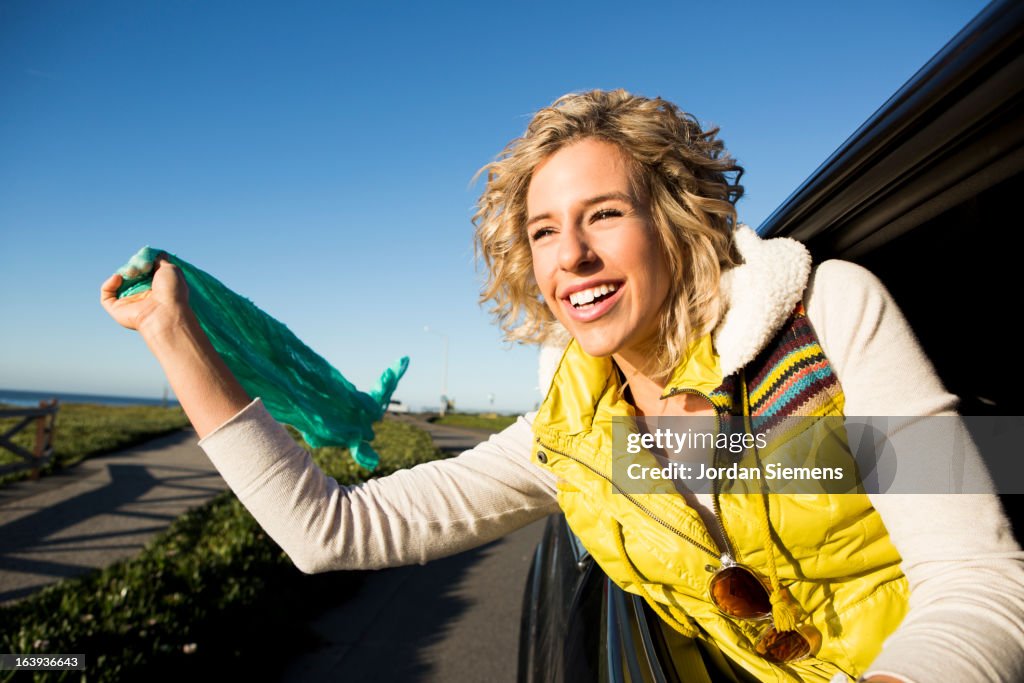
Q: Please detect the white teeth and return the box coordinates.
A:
[569,283,619,307]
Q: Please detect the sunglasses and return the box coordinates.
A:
[708,558,813,663]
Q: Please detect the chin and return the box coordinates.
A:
[572,334,622,359]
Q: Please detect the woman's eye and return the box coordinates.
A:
[531,227,555,241]
[592,208,623,221]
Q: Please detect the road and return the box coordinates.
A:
[281,418,547,683]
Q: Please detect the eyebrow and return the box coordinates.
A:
[525,192,636,228]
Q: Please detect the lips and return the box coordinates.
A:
[560,280,625,322]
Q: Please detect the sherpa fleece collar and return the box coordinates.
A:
[536,225,812,394]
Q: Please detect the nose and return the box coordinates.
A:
[557,226,597,272]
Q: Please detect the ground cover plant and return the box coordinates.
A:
[0,417,443,682]
[432,412,517,431]
[0,403,189,486]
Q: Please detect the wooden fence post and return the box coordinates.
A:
[0,399,59,479]
[31,399,58,480]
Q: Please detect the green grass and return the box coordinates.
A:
[0,403,190,486]
[0,417,444,682]
[433,412,518,432]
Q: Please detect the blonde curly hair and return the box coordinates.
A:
[473,89,744,379]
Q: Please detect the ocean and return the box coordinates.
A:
[0,388,180,408]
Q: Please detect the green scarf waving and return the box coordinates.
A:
[115,246,408,471]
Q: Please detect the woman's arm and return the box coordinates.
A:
[862,493,1024,683]
[198,400,559,572]
[101,260,560,572]
[805,260,1024,683]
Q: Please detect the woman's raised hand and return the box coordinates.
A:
[99,256,250,438]
[100,258,191,336]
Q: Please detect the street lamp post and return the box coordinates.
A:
[423,326,449,417]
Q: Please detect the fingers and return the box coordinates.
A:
[153,258,176,274]
[100,254,185,327]
[100,273,123,308]
[151,259,182,288]
[151,259,190,305]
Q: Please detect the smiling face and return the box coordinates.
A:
[526,138,672,366]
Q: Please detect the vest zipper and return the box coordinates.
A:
[535,437,720,560]
[662,386,736,562]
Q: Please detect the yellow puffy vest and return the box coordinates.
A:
[531,310,908,682]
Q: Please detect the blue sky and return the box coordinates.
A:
[0,0,991,412]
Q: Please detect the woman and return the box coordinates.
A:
[101,90,1024,682]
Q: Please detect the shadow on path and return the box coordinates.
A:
[285,518,544,683]
[0,429,226,603]
[0,465,164,601]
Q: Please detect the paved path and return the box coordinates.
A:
[282,417,548,683]
[0,429,227,603]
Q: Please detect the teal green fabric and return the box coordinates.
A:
[116,246,408,470]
